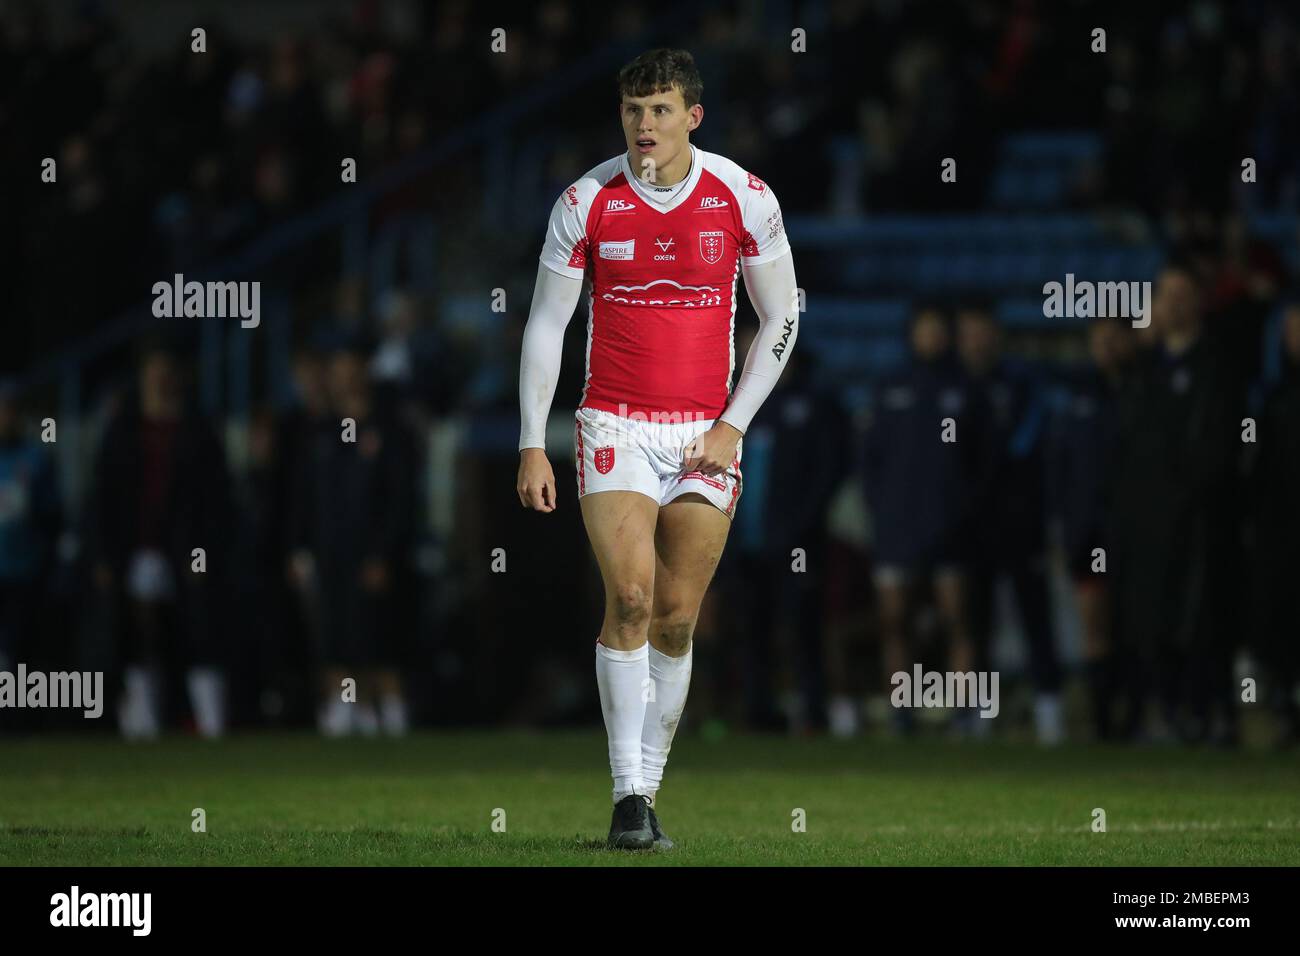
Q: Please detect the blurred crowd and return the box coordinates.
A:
[718,274,1300,748]
[9,0,1300,376]
[1,0,1299,743]
[10,261,1298,746]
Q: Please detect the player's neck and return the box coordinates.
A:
[630,143,693,188]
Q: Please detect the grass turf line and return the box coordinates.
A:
[1,732,1296,865]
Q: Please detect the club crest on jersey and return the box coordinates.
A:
[594,446,616,474]
[699,231,725,264]
[746,172,767,193]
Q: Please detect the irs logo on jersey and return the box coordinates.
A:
[699,231,725,264]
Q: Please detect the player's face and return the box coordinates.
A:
[620,86,700,180]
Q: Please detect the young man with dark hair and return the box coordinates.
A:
[516,49,799,849]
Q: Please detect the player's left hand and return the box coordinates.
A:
[682,421,742,477]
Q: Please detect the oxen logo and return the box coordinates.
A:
[595,446,616,474]
[699,231,725,264]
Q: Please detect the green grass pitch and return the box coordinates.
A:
[1,731,1297,865]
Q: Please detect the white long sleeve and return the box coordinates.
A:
[518,263,584,451]
[718,249,799,435]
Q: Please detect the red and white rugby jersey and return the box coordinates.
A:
[539,145,790,420]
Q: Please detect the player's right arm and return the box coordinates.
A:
[516,268,584,511]
[517,179,596,511]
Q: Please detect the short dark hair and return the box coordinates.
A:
[618,49,702,109]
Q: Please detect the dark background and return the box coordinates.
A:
[0,0,1297,744]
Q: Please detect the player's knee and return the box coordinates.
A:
[655,614,695,655]
[610,581,653,626]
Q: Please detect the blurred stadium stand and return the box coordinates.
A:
[2,0,1298,741]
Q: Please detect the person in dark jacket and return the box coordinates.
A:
[289,339,417,736]
[1249,301,1300,746]
[957,304,1063,744]
[861,305,981,735]
[1111,262,1245,744]
[86,343,232,738]
[1047,318,1137,740]
[730,338,850,733]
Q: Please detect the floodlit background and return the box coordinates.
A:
[2,0,1299,749]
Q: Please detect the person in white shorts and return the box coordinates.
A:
[516,50,799,850]
[573,407,743,517]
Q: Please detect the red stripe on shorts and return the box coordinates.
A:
[575,418,586,495]
[726,456,742,517]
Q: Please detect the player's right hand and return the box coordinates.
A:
[517,448,559,512]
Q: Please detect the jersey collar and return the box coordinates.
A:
[621,144,702,215]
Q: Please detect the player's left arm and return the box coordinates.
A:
[685,175,797,475]
[685,250,799,473]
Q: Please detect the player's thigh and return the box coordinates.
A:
[580,489,660,601]
[652,492,732,616]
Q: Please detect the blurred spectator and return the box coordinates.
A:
[289,339,416,736]
[1248,302,1300,746]
[859,305,979,737]
[1111,262,1244,744]
[85,343,233,739]
[228,403,304,727]
[1047,318,1138,740]
[727,335,850,733]
[957,305,1064,744]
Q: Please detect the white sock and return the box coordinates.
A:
[829,695,859,738]
[595,640,649,802]
[318,697,352,737]
[119,665,162,740]
[380,693,409,736]
[354,702,380,737]
[186,667,226,739]
[642,642,693,800]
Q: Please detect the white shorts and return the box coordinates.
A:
[573,406,743,517]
